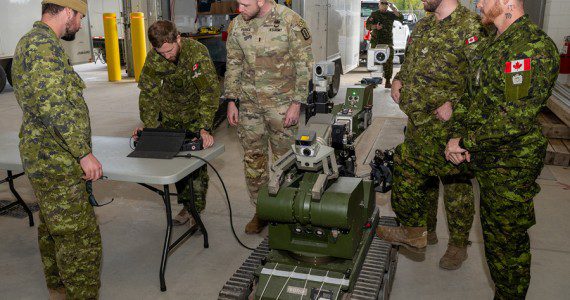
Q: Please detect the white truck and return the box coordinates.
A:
[0,0,93,93]
[289,0,361,97]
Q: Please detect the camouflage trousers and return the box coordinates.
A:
[392,140,475,247]
[371,43,394,82]
[393,139,543,298]
[237,99,297,205]
[174,165,209,213]
[30,175,102,300]
[474,156,541,299]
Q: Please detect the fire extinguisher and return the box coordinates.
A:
[561,36,570,74]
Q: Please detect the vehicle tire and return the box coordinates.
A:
[327,60,342,98]
[0,66,6,93]
[5,59,13,87]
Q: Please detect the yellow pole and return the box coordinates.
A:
[130,12,147,82]
[103,13,121,81]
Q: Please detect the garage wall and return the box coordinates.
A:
[543,0,570,52]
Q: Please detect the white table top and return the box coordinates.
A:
[0,132,225,185]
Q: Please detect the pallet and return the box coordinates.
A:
[547,95,570,127]
[545,138,570,167]
[538,109,570,139]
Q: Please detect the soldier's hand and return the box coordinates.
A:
[391,80,402,103]
[283,102,301,128]
[132,127,143,141]
[200,129,214,149]
[80,153,103,181]
[445,138,469,165]
[227,101,239,126]
[376,24,383,30]
[434,101,453,122]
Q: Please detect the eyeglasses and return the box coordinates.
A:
[155,43,177,56]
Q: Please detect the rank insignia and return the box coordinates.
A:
[193,63,199,71]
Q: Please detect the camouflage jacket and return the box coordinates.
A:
[452,15,560,155]
[395,4,486,136]
[365,10,403,46]
[224,0,313,105]
[13,21,90,179]
[138,38,220,132]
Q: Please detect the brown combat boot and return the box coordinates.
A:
[385,81,392,89]
[376,225,427,253]
[48,287,66,300]
[173,208,196,226]
[245,213,268,234]
[439,244,468,270]
[427,231,438,245]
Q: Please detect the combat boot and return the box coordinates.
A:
[245,213,268,234]
[385,80,392,89]
[427,231,438,245]
[48,287,66,300]
[172,208,190,226]
[376,225,427,253]
[439,244,468,270]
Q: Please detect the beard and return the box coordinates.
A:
[423,0,443,12]
[61,18,79,41]
[61,33,76,41]
[242,6,261,21]
[480,0,503,25]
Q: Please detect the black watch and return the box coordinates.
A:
[225,98,238,104]
[458,138,465,149]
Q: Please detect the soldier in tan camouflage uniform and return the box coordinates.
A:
[225,0,313,234]
[377,0,486,270]
[12,1,103,298]
[137,20,220,226]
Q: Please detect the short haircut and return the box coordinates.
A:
[42,3,65,15]
[42,3,78,16]
[148,20,179,48]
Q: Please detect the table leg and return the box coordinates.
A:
[185,177,209,248]
[0,171,33,227]
[159,184,173,292]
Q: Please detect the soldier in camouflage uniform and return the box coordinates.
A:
[365,1,403,88]
[12,1,103,299]
[377,0,486,270]
[445,0,559,297]
[137,20,220,226]
[225,0,313,234]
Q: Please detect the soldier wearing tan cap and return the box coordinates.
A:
[12,0,103,299]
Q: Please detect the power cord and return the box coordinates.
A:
[175,154,256,251]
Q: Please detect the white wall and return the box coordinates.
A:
[543,0,570,52]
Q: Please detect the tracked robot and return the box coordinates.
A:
[220,68,398,300]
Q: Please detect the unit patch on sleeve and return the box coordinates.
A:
[301,28,311,40]
[504,58,532,101]
[465,36,478,45]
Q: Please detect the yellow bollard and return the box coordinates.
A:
[103,13,121,81]
[130,12,147,82]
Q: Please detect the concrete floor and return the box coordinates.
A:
[1,63,569,299]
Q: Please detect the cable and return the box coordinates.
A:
[175,154,256,251]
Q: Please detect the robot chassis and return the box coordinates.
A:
[220,66,398,300]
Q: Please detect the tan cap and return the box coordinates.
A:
[42,0,88,15]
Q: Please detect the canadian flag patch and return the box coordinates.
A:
[192,63,199,71]
[465,36,478,45]
[505,58,531,73]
